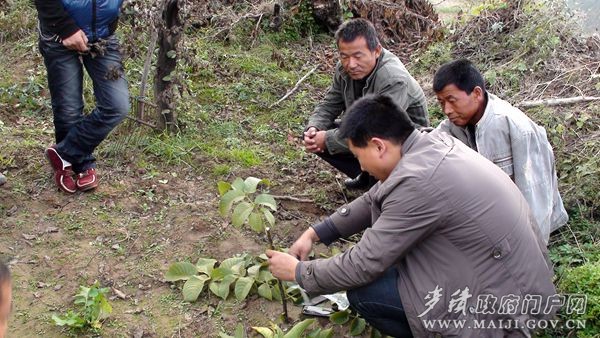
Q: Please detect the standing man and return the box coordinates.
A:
[303,18,428,189]
[433,59,568,244]
[35,0,130,193]
[268,95,556,337]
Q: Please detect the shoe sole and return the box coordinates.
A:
[45,148,76,194]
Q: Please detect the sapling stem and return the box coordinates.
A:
[266,227,289,323]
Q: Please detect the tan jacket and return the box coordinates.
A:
[307,49,428,155]
[297,129,556,337]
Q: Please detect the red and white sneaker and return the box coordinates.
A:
[77,168,98,191]
[45,146,76,194]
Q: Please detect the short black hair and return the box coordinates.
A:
[0,261,10,303]
[433,59,486,94]
[339,94,415,147]
[335,18,380,52]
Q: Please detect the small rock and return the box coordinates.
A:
[111,244,121,250]
[6,206,18,216]
[45,227,59,233]
[37,282,49,288]
[33,292,41,298]
[125,308,144,314]
[132,328,144,338]
[112,287,127,299]
[54,284,63,291]
[22,233,36,240]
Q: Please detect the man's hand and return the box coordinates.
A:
[288,227,319,261]
[266,250,299,281]
[303,127,327,153]
[62,30,89,52]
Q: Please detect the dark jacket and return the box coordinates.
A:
[35,0,123,42]
[307,49,429,155]
[297,129,556,337]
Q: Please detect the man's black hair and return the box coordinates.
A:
[334,18,380,52]
[339,94,415,147]
[0,261,9,302]
[433,59,486,94]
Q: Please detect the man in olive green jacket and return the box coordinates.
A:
[303,18,428,189]
[270,95,556,337]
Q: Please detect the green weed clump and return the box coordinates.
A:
[558,261,600,337]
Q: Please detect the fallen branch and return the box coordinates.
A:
[270,65,319,108]
[518,96,600,108]
[271,195,314,203]
[126,115,159,130]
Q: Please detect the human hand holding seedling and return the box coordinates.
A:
[266,250,298,281]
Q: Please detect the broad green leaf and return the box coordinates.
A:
[166,50,177,58]
[271,284,281,301]
[370,327,383,338]
[52,312,85,328]
[257,283,272,300]
[243,177,263,194]
[165,262,197,282]
[209,274,237,300]
[98,297,112,320]
[211,267,234,280]
[219,189,246,217]
[318,328,334,338]
[329,310,350,325]
[196,258,217,275]
[247,264,260,278]
[255,193,277,211]
[234,323,245,338]
[221,256,246,270]
[252,327,274,338]
[217,181,232,196]
[349,317,366,336]
[234,277,255,300]
[263,209,275,227]
[231,177,245,191]
[283,319,315,338]
[248,211,265,232]
[232,202,254,227]
[182,275,210,302]
[257,269,274,282]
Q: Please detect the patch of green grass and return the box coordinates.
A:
[212,164,231,176]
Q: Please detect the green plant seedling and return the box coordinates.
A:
[52,282,113,333]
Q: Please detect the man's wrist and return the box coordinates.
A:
[303,227,320,243]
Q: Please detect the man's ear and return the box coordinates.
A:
[374,44,382,57]
[371,137,386,155]
[472,86,485,102]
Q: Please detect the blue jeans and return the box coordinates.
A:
[39,33,129,173]
[347,268,413,338]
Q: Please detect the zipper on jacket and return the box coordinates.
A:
[91,0,97,42]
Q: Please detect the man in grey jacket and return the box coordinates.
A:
[269,95,557,337]
[434,59,568,244]
[303,18,428,189]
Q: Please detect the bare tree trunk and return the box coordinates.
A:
[155,0,182,133]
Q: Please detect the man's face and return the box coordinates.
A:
[349,139,385,181]
[435,84,484,126]
[338,37,381,80]
[0,281,11,338]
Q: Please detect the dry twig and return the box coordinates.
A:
[270,65,319,108]
[518,96,600,108]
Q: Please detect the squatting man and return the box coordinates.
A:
[268,94,557,337]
